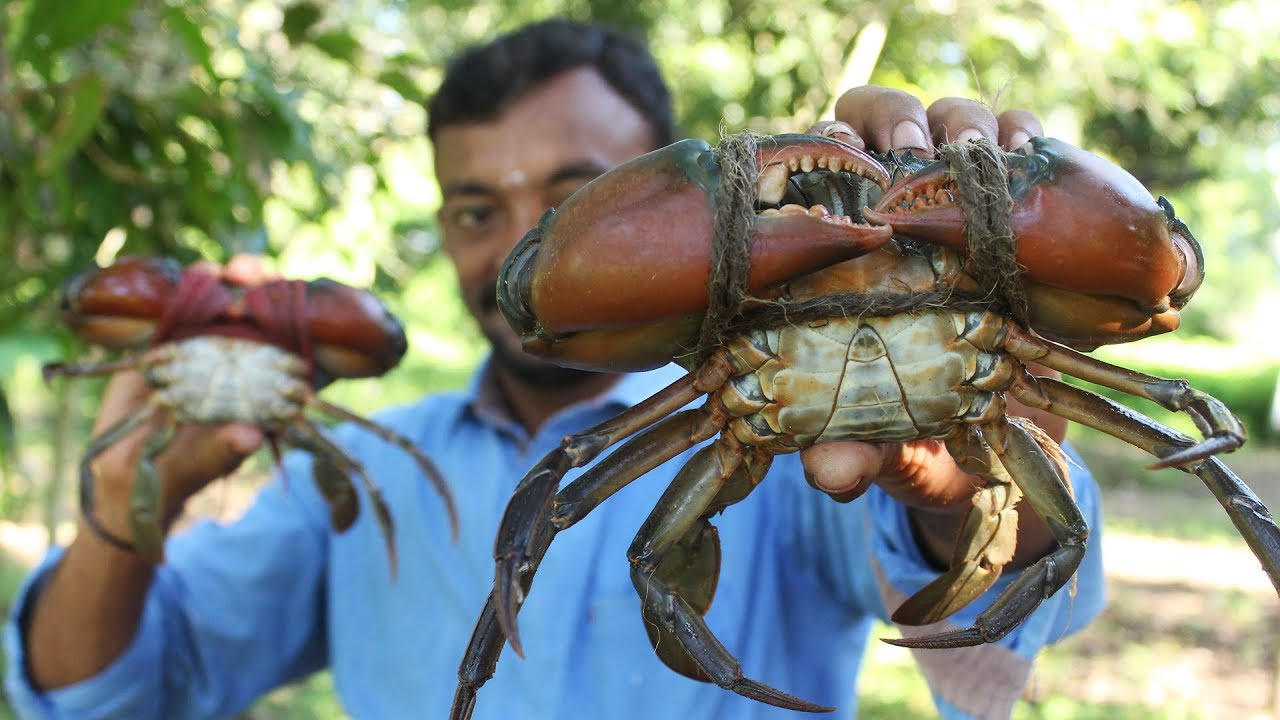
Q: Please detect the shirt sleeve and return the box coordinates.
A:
[3,450,333,720]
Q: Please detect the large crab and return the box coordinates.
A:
[45,256,458,571]
[449,133,1280,716]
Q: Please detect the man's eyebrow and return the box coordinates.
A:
[548,160,613,184]
[440,180,494,200]
[441,160,613,200]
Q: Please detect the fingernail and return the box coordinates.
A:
[820,121,865,150]
[891,121,929,152]
[954,127,984,144]
[1006,130,1032,149]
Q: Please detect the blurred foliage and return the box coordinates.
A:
[0,0,1277,547]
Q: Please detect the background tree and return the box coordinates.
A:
[1,0,1277,538]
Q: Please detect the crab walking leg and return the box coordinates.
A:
[888,419,1088,650]
[77,403,161,555]
[1004,327,1246,466]
[890,431,1024,625]
[626,437,831,712]
[42,354,144,383]
[281,424,359,533]
[310,396,460,543]
[286,419,399,577]
[494,404,728,654]
[455,398,731,720]
[454,407,727,720]
[491,357,732,652]
[1010,374,1280,595]
[128,412,178,563]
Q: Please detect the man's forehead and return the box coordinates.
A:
[433,68,652,194]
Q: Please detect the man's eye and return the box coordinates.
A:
[450,206,493,230]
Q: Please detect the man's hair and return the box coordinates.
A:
[427,19,675,150]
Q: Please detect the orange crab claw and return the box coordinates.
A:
[865,137,1204,349]
[498,135,893,371]
[59,256,186,349]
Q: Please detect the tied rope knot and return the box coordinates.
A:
[692,133,1027,364]
[693,131,759,364]
[938,138,1029,327]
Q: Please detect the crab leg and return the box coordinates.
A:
[1003,327,1245,466]
[451,408,723,720]
[1009,373,1280,594]
[286,419,398,576]
[889,418,1088,649]
[627,437,830,711]
[310,396,460,543]
[42,355,143,383]
[77,402,160,556]
[452,364,731,720]
[128,411,178,563]
[890,429,1024,625]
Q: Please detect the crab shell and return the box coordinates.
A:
[60,256,408,381]
[497,134,1205,371]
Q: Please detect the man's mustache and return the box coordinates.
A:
[481,278,500,313]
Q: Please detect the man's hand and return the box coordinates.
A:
[798,86,1060,568]
[84,254,274,545]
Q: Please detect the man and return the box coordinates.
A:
[5,19,1103,719]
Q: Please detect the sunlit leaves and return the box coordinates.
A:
[7,0,138,61]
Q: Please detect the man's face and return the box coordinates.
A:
[434,67,656,384]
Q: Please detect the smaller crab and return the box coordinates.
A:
[44,256,458,571]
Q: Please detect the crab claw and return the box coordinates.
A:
[498,135,893,372]
[59,256,186,349]
[865,137,1204,349]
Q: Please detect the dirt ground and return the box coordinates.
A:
[1036,438,1280,719]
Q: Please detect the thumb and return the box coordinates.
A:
[800,441,893,503]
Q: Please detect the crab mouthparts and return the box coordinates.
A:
[753,141,891,229]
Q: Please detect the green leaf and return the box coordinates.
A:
[10,0,139,61]
[164,5,214,77]
[377,69,420,100]
[0,383,13,482]
[282,2,323,44]
[36,72,109,176]
[308,31,359,63]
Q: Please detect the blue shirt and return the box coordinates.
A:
[4,361,1104,719]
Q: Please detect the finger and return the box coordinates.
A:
[155,422,264,500]
[223,253,277,285]
[804,120,866,151]
[925,97,999,147]
[832,86,932,157]
[800,441,888,502]
[996,109,1044,151]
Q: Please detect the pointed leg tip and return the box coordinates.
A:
[1149,436,1242,469]
[881,628,986,649]
[731,678,835,713]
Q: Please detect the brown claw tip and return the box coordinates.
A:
[881,629,985,650]
[1147,436,1241,470]
[494,565,526,659]
[732,678,835,713]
